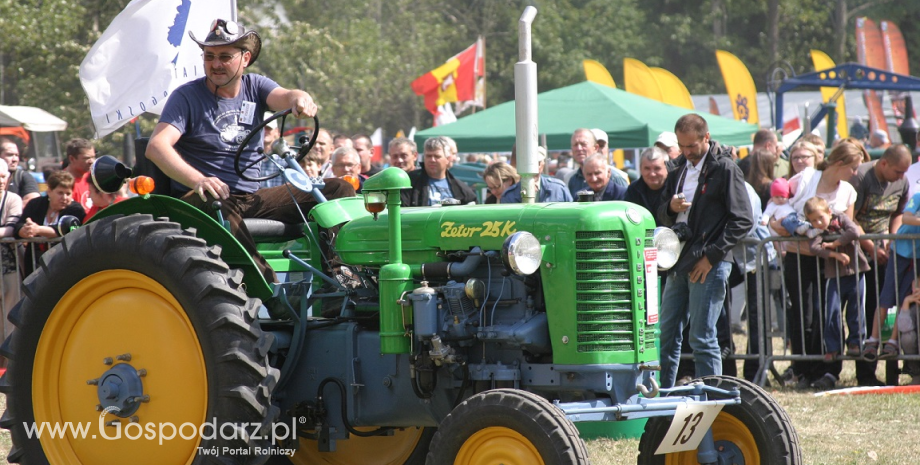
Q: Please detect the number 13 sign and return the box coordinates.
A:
[654,402,724,455]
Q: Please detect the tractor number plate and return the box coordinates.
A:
[644,248,658,325]
[654,402,724,455]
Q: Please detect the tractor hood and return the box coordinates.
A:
[335,201,655,266]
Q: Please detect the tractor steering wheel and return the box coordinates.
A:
[234,109,320,182]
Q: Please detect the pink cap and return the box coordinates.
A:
[770,177,790,198]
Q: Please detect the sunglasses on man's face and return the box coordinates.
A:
[203,52,242,63]
[210,19,240,36]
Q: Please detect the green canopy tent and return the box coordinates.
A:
[415,81,758,152]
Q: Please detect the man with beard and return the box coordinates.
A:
[146,18,354,283]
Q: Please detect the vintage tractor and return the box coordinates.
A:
[0,8,801,465]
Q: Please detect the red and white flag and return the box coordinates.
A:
[370,127,383,164]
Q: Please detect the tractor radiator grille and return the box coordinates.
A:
[574,230,634,353]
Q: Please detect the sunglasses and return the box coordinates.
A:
[210,19,240,36]
[203,52,242,63]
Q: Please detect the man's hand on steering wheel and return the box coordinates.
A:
[234,110,320,182]
[291,93,318,119]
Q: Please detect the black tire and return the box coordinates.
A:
[637,375,802,465]
[425,389,589,465]
[0,214,280,465]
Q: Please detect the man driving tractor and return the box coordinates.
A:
[146,18,354,283]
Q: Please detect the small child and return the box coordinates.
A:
[897,276,920,385]
[801,197,869,361]
[761,178,797,237]
[780,201,823,238]
[300,150,325,179]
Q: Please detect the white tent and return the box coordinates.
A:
[0,105,67,132]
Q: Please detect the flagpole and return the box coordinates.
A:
[481,36,487,109]
[231,0,237,21]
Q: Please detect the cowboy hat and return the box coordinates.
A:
[189,19,262,66]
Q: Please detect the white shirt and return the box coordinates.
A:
[676,153,708,223]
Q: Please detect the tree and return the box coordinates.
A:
[1,0,918,164]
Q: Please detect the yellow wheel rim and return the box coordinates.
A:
[33,270,207,465]
[664,412,760,465]
[289,427,426,465]
[454,427,545,465]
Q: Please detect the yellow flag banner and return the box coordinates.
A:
[650,67,694,110]
[715,50,759,126]
[810,50,849,139]
[623,58,663,102]
[583,59,617,88]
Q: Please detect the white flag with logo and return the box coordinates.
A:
[79,0,233,139]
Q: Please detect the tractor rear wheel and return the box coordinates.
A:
[0,215,280,465]
[637,375,802,465]
[424,389,589,465]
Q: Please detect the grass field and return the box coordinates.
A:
[586,381,920,465]
[1,360,917,464]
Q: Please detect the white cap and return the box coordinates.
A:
[264,112,277,129]
[655,131,678,148]
[591,128,608,144]
[535,146,547,162]
[872,129,889,143]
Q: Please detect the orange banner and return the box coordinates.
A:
[856,17,889,135]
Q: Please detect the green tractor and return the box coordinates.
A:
[1,8,801,465]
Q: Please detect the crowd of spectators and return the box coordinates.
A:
[2,114,919,388]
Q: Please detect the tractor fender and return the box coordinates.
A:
[89,195,273,300]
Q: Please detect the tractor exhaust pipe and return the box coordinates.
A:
[515,6,539,204]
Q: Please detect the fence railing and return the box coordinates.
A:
[720,233,920,387]
[2,232,919,388]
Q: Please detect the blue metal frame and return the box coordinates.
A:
[774,63,920,133]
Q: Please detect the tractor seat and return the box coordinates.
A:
[242,218,305,243]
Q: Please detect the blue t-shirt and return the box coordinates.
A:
[159,74,279,194]
[427,177,454,206]
[501,175,573,203]
[895,192,920,258]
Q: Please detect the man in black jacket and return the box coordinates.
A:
[656,114,753,388]
[401,136,476,206]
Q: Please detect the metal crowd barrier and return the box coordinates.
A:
[4,232,920,388]
[724,233,920,387]
[0,237,63,337]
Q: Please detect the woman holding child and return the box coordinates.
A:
[770,140,862,390]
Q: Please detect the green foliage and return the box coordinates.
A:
[0,0,918,161]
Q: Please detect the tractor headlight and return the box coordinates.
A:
[653,227,681,270]
[502,232,543,276]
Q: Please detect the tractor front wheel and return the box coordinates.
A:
[0,215,279,465]
[425,389,589,465]
[637,375,802,465]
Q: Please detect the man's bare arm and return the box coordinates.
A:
[145,122,230,200]
[266,87,317,119]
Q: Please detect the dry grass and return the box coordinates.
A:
[585,351,920,465]
[585,385,920,465]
